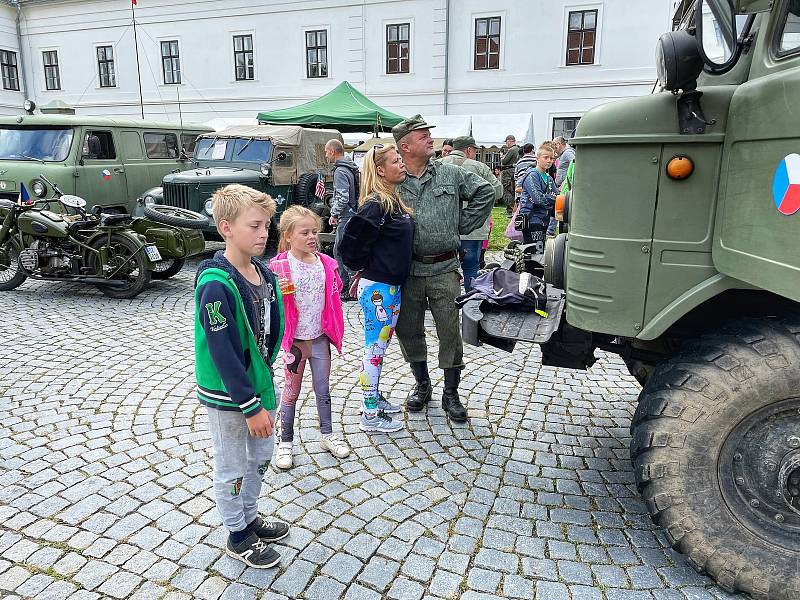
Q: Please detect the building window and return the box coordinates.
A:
[97,46,116,88]
[305,30,328,78]
[161,40,181,84]
[1,50,19,91]
[552,116,581,140]
[474,16,501,70]
[566,10,598,65]
[386,23,410,74]
[233,34,254,81]
[42,51,61,90]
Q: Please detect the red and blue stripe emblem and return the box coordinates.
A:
[772,154,800,216]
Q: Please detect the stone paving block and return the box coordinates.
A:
[303,575,346,600]
[321,552,363,583]
[387,576,425,600]
[535,580,571,600]
[467,567,501,593]
[72,559,119,590]
[15,573,53,597]
[344,583,382,600]
[96,571,143,599]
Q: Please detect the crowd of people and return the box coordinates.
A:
[192,114,575,568]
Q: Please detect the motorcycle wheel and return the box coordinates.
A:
[0,242,27,291]
[143,205,208,229]
[150,258,185,280]
[91,234,151,299]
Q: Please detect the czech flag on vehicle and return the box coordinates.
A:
[18,182,33,206]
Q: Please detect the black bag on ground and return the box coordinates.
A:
[456,267,548,314]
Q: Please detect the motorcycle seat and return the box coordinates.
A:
[100,213,132,226]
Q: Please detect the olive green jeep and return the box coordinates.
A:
[142,125,342,245]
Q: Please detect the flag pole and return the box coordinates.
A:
[131,1,145,119]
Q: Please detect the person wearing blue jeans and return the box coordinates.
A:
[459,239,483,291]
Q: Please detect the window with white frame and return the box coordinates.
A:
[474,16,501,70]
[566,10,598,65]
[552,116,581,140]
[305,30,328,78]
[97,46,116,88]
[161,40,181,84]
[43,50,61,91]
[233,34,254,81]
[386,23,410,74]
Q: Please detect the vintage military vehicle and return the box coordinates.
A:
[0,104,211,214]
[145,125,342,245]
[463,1,800,597]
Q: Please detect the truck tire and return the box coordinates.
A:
[630,314,800,599]
[295,173,319,207]
[143,205,208,229]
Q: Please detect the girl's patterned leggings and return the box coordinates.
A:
[280,335,332,443]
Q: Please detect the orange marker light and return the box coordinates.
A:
[555,194,566,221]
[666,155,694,180]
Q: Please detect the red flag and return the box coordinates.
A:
[132,0,137,5]
[315,175,325,199]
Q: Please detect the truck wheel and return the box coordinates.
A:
[143,205,208,229]
[150,258,185,280]
[631,315,800,599]
[295,173,319,206]
[0,242,26,291]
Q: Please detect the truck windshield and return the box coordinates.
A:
[194,137,273,163]
[0,127,74,162]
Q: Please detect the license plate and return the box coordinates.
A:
[144,245,162,262]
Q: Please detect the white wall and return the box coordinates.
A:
[0,4,24,112]
[7,0,673,144]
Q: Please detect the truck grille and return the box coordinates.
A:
[163,182,190,210]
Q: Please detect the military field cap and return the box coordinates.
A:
[392,114,435,143]
[505,134,516,141]
[452,135,478,151]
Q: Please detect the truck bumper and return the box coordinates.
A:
[461,285,567,352]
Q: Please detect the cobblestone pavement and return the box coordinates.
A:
[0,252,744,600]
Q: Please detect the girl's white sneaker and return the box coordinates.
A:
[320,433,350,458]
[275,442,293,470]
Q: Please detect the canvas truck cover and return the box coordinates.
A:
[198,125,343,185]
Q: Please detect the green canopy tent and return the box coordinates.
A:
[256,81,405,133]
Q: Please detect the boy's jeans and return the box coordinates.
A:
[207,407,276,533]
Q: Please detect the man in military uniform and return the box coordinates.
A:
[392,115,495,423]
[500,134,520,215]
[441,135,502,290]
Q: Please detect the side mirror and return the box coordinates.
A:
[696,0,743,73]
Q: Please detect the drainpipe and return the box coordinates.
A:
[14,1,29,100]
[443,0,450,115]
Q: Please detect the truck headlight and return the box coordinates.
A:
[204,199,214,215]
[260,163,270,176]
[143,195,156,207]
[32,180,46,197]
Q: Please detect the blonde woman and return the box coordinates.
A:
[339,144,414,433]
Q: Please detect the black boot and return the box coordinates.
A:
[442,368,467,422]
[407,362,432,412]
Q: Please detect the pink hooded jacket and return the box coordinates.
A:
[269,251,344,354]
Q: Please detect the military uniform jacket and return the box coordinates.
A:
[398,159,495,276]
[440,150,503,241]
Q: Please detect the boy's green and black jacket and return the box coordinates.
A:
[194,251,284,417]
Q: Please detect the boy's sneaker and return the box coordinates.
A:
[360,410,403,433]
[320,433,350,458]
[250,517,290,542]
[226,531,281,569]
[275,442,292,470]
[377,393,402,414]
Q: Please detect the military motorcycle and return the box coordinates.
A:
[0,175,206,299]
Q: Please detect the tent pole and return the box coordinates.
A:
[443,0,450,115]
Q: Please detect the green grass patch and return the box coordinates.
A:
[488,206,511,250]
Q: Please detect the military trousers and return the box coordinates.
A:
[396,269,464,370]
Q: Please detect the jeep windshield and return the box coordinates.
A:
[194,137,273,164]
[0,126,74,162]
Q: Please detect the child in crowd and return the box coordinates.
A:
[339,144,414,433]
[269,206,350,469]
[194,184,289,569]
[518,143,557,250]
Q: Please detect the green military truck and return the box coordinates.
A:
[0,109,211,213]
[146,125,341,245]
[463,1,800,596]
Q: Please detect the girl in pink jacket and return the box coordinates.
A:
[269,206,349,469]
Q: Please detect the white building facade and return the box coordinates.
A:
[0,0,673,144]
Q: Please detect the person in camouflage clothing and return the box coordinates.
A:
[391,115,495,423]
[500,134,520,214]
